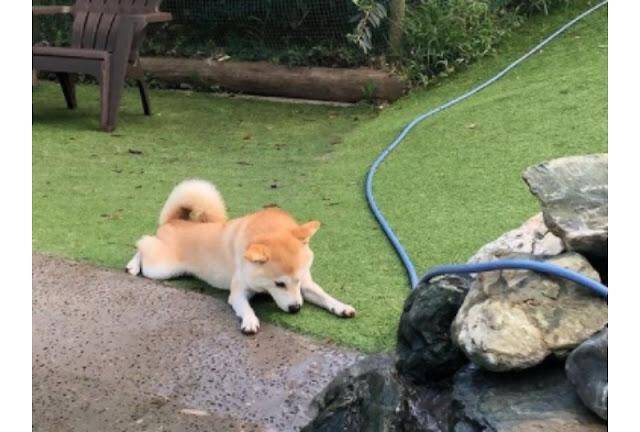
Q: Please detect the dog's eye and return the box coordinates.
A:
[275,281,286,288]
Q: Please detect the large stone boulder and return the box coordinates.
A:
[566,328,608,420]
[396,275,471,384]
[304,359,606,432]
[450,364,606,431]
[451,252,607,372]
[469,213,564,263]
[523,154,608,258]
[302,354,425,432]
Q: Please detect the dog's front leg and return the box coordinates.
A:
[228,276,260,334]
[301,272,356,318]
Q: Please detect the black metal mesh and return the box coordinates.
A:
[164,0,360,45]
[33,1,381,46]
[33,1,390,67]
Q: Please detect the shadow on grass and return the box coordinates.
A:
[167,275,336,324]
[33,107,155,133]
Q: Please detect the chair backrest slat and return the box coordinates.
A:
[104,15,122,52]
[93,13,117,51]
[81,12,103,49]
[71,10,89,48]
[70,0,164,52]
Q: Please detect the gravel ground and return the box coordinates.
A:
[32,253,361,432]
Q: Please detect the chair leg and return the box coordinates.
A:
[106,80,125,132]
[100,21,137,132]
[136,79,151,116]
[99,61,127,133]
[56,73,77,109]
[99,67,110,131]
[128,60,152,116]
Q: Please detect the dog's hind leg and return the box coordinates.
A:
[130,235,185,280]
[126,252,142,275]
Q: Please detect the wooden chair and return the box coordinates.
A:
[33,1,172,132]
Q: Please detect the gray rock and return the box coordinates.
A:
[452,253,607,372]
[302,354,426,432]
[451,364,606,431]
[304,356,607,432]
[523,154,608,258]
[397,275,471,383]
[566,328,608,420]
[469,213,564,264]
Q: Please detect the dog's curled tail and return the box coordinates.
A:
[159,179,228,225]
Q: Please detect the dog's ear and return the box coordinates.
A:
[292,221,321,244]
[245,243,271,263]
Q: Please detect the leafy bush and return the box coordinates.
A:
[402,0,510,84]
[494,0,571,14]
[348,0,389,53]
[398,0,572,84]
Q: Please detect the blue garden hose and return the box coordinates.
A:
[365,1,608,298]
[422,259,608,299]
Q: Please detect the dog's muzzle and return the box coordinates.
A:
[288,304,301,314]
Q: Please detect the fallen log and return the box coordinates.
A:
[140,57,407,103]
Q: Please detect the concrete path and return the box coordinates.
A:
[32,253,361,432]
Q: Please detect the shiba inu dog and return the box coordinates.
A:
[126,179,356,334]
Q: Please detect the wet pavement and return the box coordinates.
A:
[32,253,361,432]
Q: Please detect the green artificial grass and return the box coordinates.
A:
[33,2,607,352]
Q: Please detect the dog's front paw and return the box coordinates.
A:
[331,303,356,318]
[240,315,260,335]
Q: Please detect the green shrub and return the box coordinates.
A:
[348,0,389,53]
[494,0,571,15]
[400,0,572,84]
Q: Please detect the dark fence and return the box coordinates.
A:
[33,1,389,67]
[163,0,360,45]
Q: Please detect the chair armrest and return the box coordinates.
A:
[120,12,171,34]
[32,6,73,16]
[143,12,172,24]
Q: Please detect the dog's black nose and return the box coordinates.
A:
[288,304,301,314]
